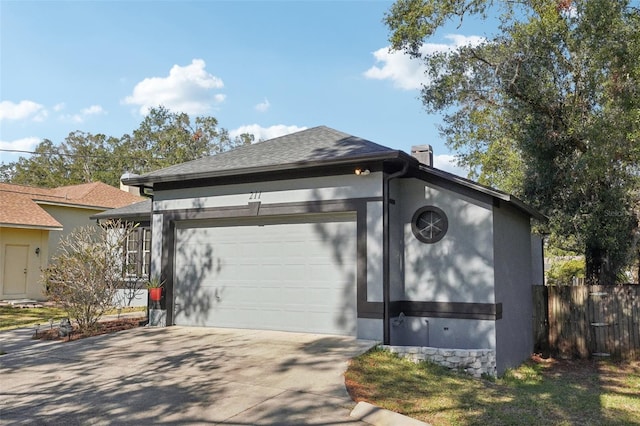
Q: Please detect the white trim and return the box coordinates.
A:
[34,200,109,211]
[0,223,62,231]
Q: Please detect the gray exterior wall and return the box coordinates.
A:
[151,172,386,340]
[391,316,495,349]
[389,178,497,349]
[153,174,383,207]
[149,169,535,362]
[531,235,544,286]
[389,179,404,301]
[493,202,534,374]
[357,317,383,341]
[366,200,383,303]
[400,179,495,304]
[150,213,164,280]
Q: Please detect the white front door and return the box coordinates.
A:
[3,245,29,296]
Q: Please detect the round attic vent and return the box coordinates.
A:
[411,206,448,244]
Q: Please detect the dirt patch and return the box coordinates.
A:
[529,353,640,381]
[33,317,146,342]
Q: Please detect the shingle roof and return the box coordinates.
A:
[48,182,145,209]
[0,182,145,229]
[0,191,63,230]
[91,199,151,221]
[117,125,545,221]
[123,126,406,186]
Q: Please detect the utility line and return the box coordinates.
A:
[0,148,163,161]
[0,148,117,159]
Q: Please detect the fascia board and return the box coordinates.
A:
[418,164,548,222]
[0,223,63,231]
[122,151,408,187]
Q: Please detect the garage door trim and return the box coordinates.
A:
[158,197,383,326]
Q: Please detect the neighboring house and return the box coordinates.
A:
[114,126,545,374]
[0,182,145,301]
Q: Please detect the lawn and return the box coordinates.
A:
[345,347,640,426]
[0,305,68,330]
[0,305,145,331]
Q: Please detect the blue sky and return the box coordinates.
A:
[0,0,490,176]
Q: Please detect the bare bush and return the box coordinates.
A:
[43,220,138,332]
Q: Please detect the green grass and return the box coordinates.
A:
[345,347,640,426]
[0,305,145,331]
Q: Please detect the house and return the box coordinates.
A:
[116,126,545,374]
[0,182,145,301]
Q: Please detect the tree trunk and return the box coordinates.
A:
[586,246,615,285]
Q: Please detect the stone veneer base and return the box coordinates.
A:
[383,345,497,377]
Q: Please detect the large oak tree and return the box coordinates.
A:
[3,106,252,188]
[386,0,640,283]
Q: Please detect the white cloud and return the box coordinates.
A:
[364,34,485,90]
[0,100,46,121]
[53,103,66,112]
[0,137,41,164]
[0,136,41,152]
[81,105,104,116]
[61,104,106,123]
[255,98,271,113]
[123,59,225,115]
[229,124,307,142]
[433,154,469,177]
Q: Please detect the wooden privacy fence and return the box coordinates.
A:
[533,285,640,360]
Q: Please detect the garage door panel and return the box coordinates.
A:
[174,215,357,335]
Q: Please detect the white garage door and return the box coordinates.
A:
[173,213,357,335]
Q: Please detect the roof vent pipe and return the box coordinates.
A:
[411,145,433,167]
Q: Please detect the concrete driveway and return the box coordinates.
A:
[0,326,377,425]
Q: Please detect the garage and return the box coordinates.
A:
[173,213,357,335]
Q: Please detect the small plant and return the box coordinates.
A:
[145,277,165,289]
[146,277,165,304]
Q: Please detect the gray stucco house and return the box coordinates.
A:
[109,126,545,374]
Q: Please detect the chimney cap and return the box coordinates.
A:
[410,144,433,167]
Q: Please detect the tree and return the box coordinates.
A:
[385,0,640,283]
[119,106,251,175]
[7,133,121,187]
[9,139,67,187]
[42,220,138,333]
[3,106,253,187]
[0,162,16,182]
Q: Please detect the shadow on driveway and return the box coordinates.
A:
[0,326,376,425]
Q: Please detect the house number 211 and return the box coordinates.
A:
[249,191,261,200]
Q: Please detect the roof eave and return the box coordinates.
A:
[123,151,408,188]
[418,164,548,222]
[0,223,64,231]
[34,199,122,211]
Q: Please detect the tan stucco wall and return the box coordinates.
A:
[40,205,102,258]
[0,227,49,300]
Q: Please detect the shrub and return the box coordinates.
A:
[43,220,138,333]
[546,258,586,285]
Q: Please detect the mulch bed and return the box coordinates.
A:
[33,317,146,342]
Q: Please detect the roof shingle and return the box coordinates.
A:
[0,182,145,229]
[124,126,405,186]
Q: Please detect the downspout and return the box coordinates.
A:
[382,159,409,345]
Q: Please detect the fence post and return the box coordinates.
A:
[532,285,549,354]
